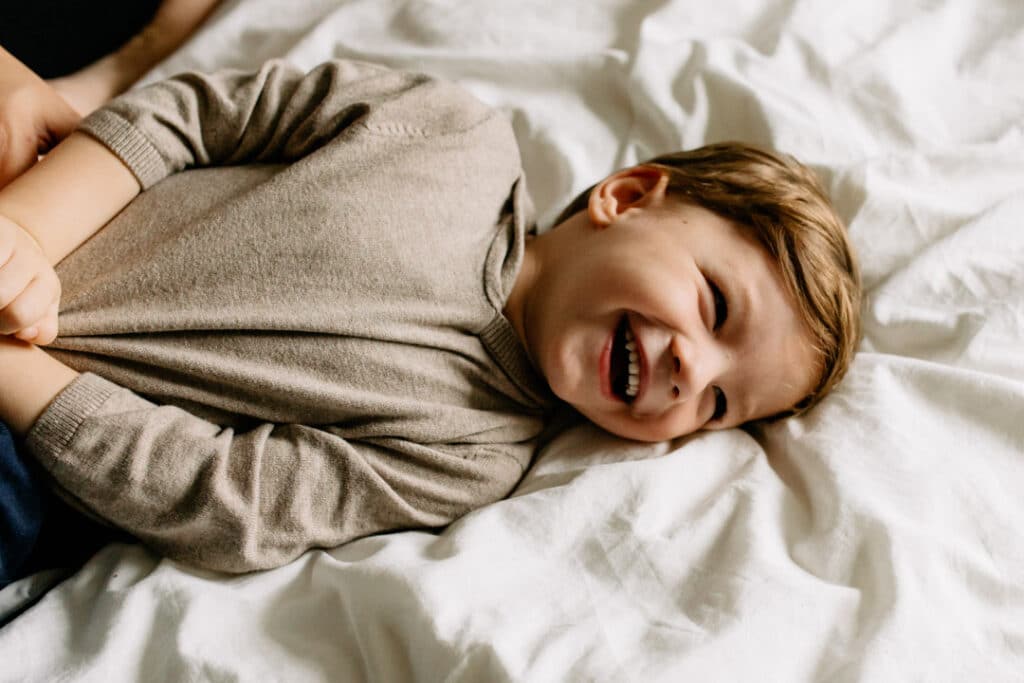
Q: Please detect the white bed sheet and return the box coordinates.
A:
[2,0,1023,680]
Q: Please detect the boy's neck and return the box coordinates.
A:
[503,234,540,358]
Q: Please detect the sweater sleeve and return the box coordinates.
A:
[26,373,526,573]
[77,59,433,189]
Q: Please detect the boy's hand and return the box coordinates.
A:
[0,214,60,345]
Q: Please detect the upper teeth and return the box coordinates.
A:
[625,327,639,397]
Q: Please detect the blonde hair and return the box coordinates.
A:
[556,142,862,418]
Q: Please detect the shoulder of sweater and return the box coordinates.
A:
[359,68,515,143]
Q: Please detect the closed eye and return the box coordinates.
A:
[711,386,728,421]
[708,277,728,332]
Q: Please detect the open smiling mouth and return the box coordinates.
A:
[610,315,640,403]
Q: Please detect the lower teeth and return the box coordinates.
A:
[613,318,640,401]
[626,327,638,396]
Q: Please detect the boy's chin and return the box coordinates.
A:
[575,406,683,443]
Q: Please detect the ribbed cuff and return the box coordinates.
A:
[26,373,119,459]
[78,110,169,190]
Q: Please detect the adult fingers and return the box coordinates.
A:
[36,90,81,154]
[0,118,38,188]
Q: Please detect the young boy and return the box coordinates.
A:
[0,59,860,582]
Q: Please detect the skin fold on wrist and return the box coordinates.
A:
[0,336,78,435]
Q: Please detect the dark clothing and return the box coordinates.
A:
[0,0,161,77]
[0,421,125,590]
[0,422,43,588]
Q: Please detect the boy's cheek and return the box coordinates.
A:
[537,332,592,399]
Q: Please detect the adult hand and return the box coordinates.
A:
[0,48,81,189]
[0,213,60,345]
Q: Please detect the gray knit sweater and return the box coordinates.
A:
[25,59,554,572]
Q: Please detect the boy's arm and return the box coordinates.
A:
[78,59,443,190]
[0,134,137,341]
[0,133,141,265]
[21,368,522,574]
[0,338,78,434]
[2,59,443,261]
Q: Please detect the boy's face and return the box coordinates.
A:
[515,167,818,442]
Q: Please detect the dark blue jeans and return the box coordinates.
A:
[0,421,125,590]
[0,422,44,588]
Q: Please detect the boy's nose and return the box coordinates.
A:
[669,334,728,401]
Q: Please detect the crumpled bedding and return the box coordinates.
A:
[1,0,1022,680]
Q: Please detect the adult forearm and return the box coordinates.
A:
[113,0,222,79]
[0,337,78,435]
[0,132,141,265]
[50,0,222,112]
[0,46,39,91]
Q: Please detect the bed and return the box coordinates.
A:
[2,0,1023,679]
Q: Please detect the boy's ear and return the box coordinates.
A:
[587,165,670,228]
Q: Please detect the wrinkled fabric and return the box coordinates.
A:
[1,1,1022,680]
